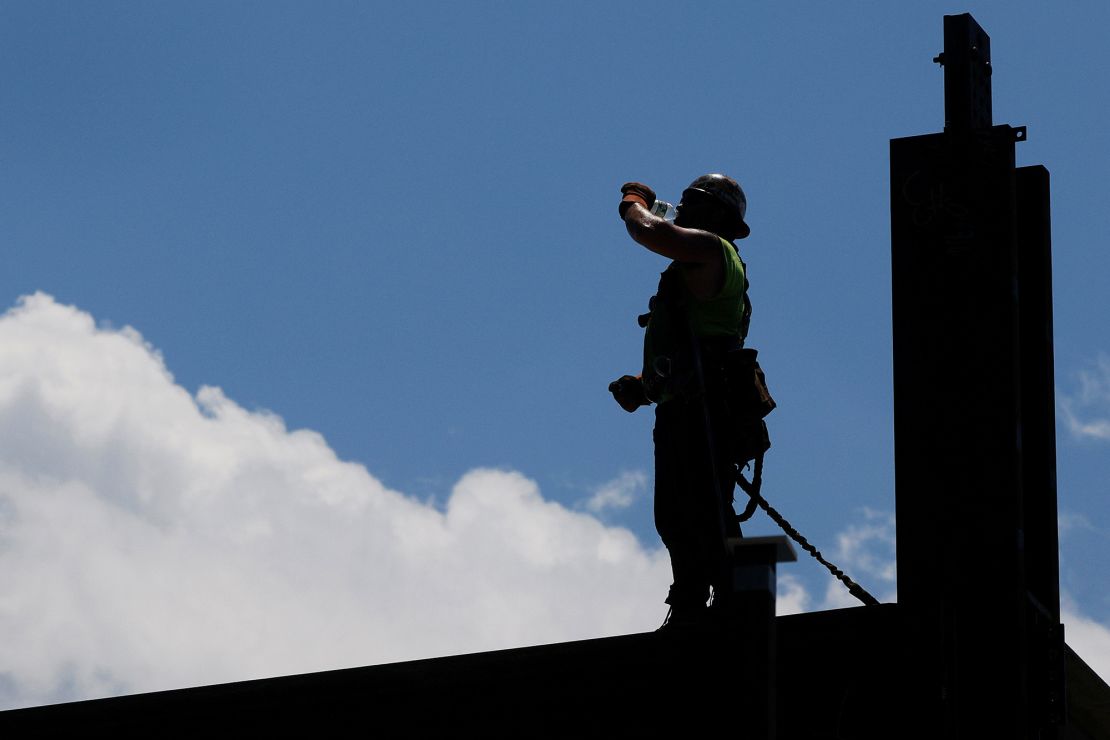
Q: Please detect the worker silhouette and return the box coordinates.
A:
[610,174,764,631]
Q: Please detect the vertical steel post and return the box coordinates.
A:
[890,13,1060,737]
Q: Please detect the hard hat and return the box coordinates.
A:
[682,173,750,239]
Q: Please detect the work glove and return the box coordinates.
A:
[609,374,651,413]
[619,182,656,219]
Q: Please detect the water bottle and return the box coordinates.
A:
[650,200,677,222]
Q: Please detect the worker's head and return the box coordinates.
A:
[674,174,750,241]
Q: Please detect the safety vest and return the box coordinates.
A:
[641,237,749,403]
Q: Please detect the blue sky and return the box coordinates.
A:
[1,1,1109,707]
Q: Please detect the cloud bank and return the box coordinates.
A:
[0,293,680,709]
[0,294,1106,711]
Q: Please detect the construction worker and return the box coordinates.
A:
[611,174,752,630]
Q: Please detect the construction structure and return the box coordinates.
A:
[890,13,1069,736]
[3,13,1109,739]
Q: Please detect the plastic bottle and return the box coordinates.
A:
[650,200,677,222]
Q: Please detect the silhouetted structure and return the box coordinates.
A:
[891,13,1066,737]
[3,13,1109,739]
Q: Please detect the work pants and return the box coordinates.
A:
[653,392,740,609]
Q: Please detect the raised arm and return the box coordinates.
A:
[619,183,725,300]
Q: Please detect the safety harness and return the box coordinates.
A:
[639,251,879,608]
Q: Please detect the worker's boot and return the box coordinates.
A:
[657,603,708,633]
[657,586,709,633]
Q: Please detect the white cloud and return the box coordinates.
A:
[818,508,897,610]
[1062,595,1110,685]
[3,293,1105,710]
[1059,511,1098,536]
[584,470,646,513]
[1060,354,1110,441]
[776,573,810,616]
[0,294,674,710]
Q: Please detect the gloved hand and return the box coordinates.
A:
[619,182,656,219]
[609,374,651,413]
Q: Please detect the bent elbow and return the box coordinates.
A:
[624,211,658,246]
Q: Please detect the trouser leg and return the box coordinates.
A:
[654,400,735,608]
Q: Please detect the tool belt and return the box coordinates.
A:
[719,345,775,465]
[644,336,775,466]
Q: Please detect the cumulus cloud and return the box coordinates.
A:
[584,470,646,513]
[776,573,810,616]
[1060,354,1110,441]
[4,293,1103,711]
[0,294,677,710]
[1062,596,1110,684]
[818,508,897,610]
